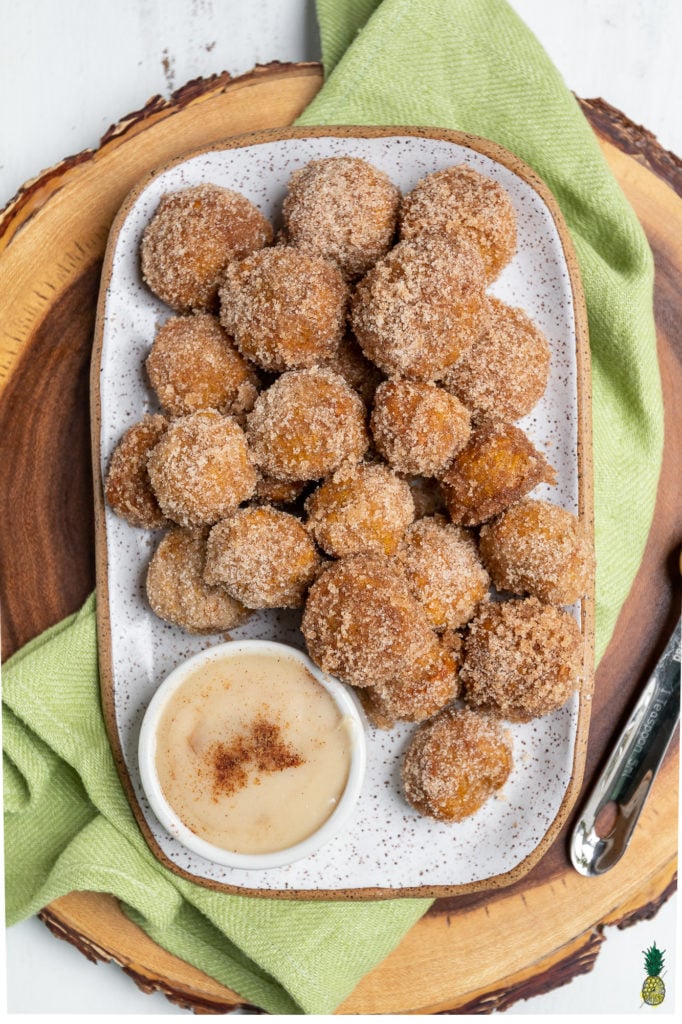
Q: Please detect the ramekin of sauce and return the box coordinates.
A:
[138,640,367,869]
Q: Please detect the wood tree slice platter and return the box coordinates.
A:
[1,64,679,1014]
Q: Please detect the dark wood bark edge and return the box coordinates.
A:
[577,97,682,196]
[0,62,323,242]
[37,906,255,1015]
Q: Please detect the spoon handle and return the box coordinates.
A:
[570,617,680,876]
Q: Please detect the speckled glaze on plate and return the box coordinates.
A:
[91,127,594,899]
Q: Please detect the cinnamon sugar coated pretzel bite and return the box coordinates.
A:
[301,553,453,698]
[479,499,593,605]
[105,413,169,528]
[245,368,369,482]
[461,597,582,722]
[370,379,471,477]
[252,474,308,507]
[282,156,401,278]
[370,639,459,724]
[146,527,247,634]
[140,184,273,312]
[219,246,348,372]
[359,630,462,730]
[400,164,517,281]
[439,419,556,526]
[305,461,414,558]
[204,506,321,609]
[396,515,490,631]
[350,233,490,381]
[402,707,513,822]
[147,410,256,527]
[442,298,550,421]
[146,313,259,418]
[321,334,384,406]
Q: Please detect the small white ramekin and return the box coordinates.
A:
[138,639,367,870]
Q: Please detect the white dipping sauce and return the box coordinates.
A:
[154,650,352,854]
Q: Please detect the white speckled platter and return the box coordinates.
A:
[92,127,594,899]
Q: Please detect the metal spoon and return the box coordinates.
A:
[570,591,680,877]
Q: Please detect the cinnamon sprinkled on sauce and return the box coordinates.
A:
[210,717,305,799]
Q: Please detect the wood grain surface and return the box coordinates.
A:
[1,64,679,1014]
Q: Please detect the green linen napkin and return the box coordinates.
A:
[4,0,663,1015]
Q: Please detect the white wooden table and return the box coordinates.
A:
[2,0,679,1015]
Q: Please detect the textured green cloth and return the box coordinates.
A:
[4,0,663,1015]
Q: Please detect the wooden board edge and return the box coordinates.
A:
[91,123,595,901]
[0,63,324,248]
[578,97,682,196]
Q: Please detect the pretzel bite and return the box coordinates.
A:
[479,499,593,605]
[370,379,471,476]
[252,474,308,507]
[372,640,459,725]
[321,334,384,406]
[140,184,272,312]
[305,461,414,558]
[146,313,259,418]
[400,165,517,282]
[402,706,513,822]
[105,414,169,528]
[396,516,490,631]
[246,368,369,482]
[146,527,247,633]
[461,597,582,721]
[442,298,550,421]
[350,233,490,381]
[439,419,556,526]
[147,410,256,527]
[282,156,400,278]
[204,506,321,609]
[301,553,450,695]
[359,629,463,730]
[219,247,348,372]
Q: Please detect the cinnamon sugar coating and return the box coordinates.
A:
[301,554,453,707]
[204,506,321,609]
[140,184,273,312]
[305,461,414,558]
[219,246,348,372]
[321,334,384,407]
[252,474,308,507]
[402,706,513,822]
[439,419,557,526]
[370,379,471,476]
[479,499,593,605]
[146,313,260,418]
[350,233,490,381]
[282,156,400,279]
[400,165,517,282]
[461,597,582,721]
[442,298,550,421]
[147,410,256,527]
[245,367,369,482]
[371,640,459,725]
[105,414,169,528]
[359,627,462,729]
[396,515,490,631]
[146,527,247,633]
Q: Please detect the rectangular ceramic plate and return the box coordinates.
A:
[92,126,594,900]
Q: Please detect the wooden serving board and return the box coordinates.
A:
[1,63,679,1014]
